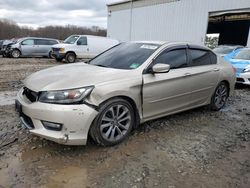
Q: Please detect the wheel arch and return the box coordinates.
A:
[98,95,141,129]
[66,51,77,57]
[220,80,230,96]
[12,48,22,55]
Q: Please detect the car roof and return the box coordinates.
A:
[131,41,211,51]
[20,37,58,41]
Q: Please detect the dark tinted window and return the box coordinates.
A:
[154,49,187,69]
[35,39,49,45]
[189,49,211,66]
[77,37,87,45]
[48,40,58,45]
[89,43,160,70]
[209,52,217,64]
[35,39,58,45]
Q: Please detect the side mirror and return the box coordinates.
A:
[77,41,81,45]
[152,64,170,73]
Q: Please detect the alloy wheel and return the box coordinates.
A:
[214,83,228,109]
[100,104,131,142]
[12,50,20,58]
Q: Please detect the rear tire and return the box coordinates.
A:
[11,49,21,58]
[210,82,229,111]
[65,52,76,63]
[90,98,135,146]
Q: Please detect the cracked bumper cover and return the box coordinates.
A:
[16,89,98,145]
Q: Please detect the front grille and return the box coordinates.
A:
[23,87,38,102]
[236,78,245,83]
[52,48,60,52]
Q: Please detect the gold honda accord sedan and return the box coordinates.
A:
[16,41,236,146]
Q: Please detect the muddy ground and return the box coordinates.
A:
[0,57,249,188]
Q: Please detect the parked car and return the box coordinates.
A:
[0,39,18,57]
[0,40,4,55]
[225,48,250,85]
[51,35,119,63]
[6,37,59,58]
[16,41,236,146]
[213,45,243,57]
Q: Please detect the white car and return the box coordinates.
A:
[16,41,236,146]
[51,35,119,63]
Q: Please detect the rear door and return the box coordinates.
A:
[20,39,35,56]
[75,36,90,59]
[34,39,49,55]
[142,46,195,120]
[186,47,220,106]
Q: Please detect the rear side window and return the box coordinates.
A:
[48,40,58,45]
[209,52,217,64]
[22,39,34,45]
[35,39,49,45]
[154,49,187,69]
[189,49,215,66]
[77,37,87,45]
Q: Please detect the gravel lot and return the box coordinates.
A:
[0,57,249,188]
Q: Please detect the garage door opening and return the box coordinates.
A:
[206,10,250,46]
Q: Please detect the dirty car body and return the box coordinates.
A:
[16,41,236,146]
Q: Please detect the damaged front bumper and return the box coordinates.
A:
[16,88,98,145]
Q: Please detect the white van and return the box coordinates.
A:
[51,35,119,63]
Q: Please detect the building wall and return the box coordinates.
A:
[107,0,250,45]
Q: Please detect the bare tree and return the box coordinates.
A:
[0,19,107,40]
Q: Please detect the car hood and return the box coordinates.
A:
[24,63,136,92]
[229,59,250,69]
[52,43,74,48]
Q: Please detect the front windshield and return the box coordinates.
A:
[213,46,235,54]
[233,49,250,60]
[89,42,160,70]
[64,35,79,44]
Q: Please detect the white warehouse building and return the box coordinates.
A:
[107,0,250,46]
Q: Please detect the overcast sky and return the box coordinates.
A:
[0,0,119,29]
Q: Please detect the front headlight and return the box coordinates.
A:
[59,48,65,53]
[39,86,94,104]
[243,66,250,73]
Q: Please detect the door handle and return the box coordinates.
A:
[184,73,191,77]
[213,68,220,72]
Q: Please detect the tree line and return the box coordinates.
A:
[0,19,107,40]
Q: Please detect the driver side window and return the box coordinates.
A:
[21,39,34,45]
[154,49,188,69]
[77,37,87,45]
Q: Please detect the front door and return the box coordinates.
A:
[20,39,35,56]
[142,47,194,121]
[75,36,90,59]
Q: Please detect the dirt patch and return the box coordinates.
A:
[0,57,249,188]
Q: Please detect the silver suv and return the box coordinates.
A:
[7,37,59,58]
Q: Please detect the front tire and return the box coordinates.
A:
[65,52,76,63]
[210,82,229,111]
[90,98,135,146]
[11,49,21,58]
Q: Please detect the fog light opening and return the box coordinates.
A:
[42,121,63,131]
